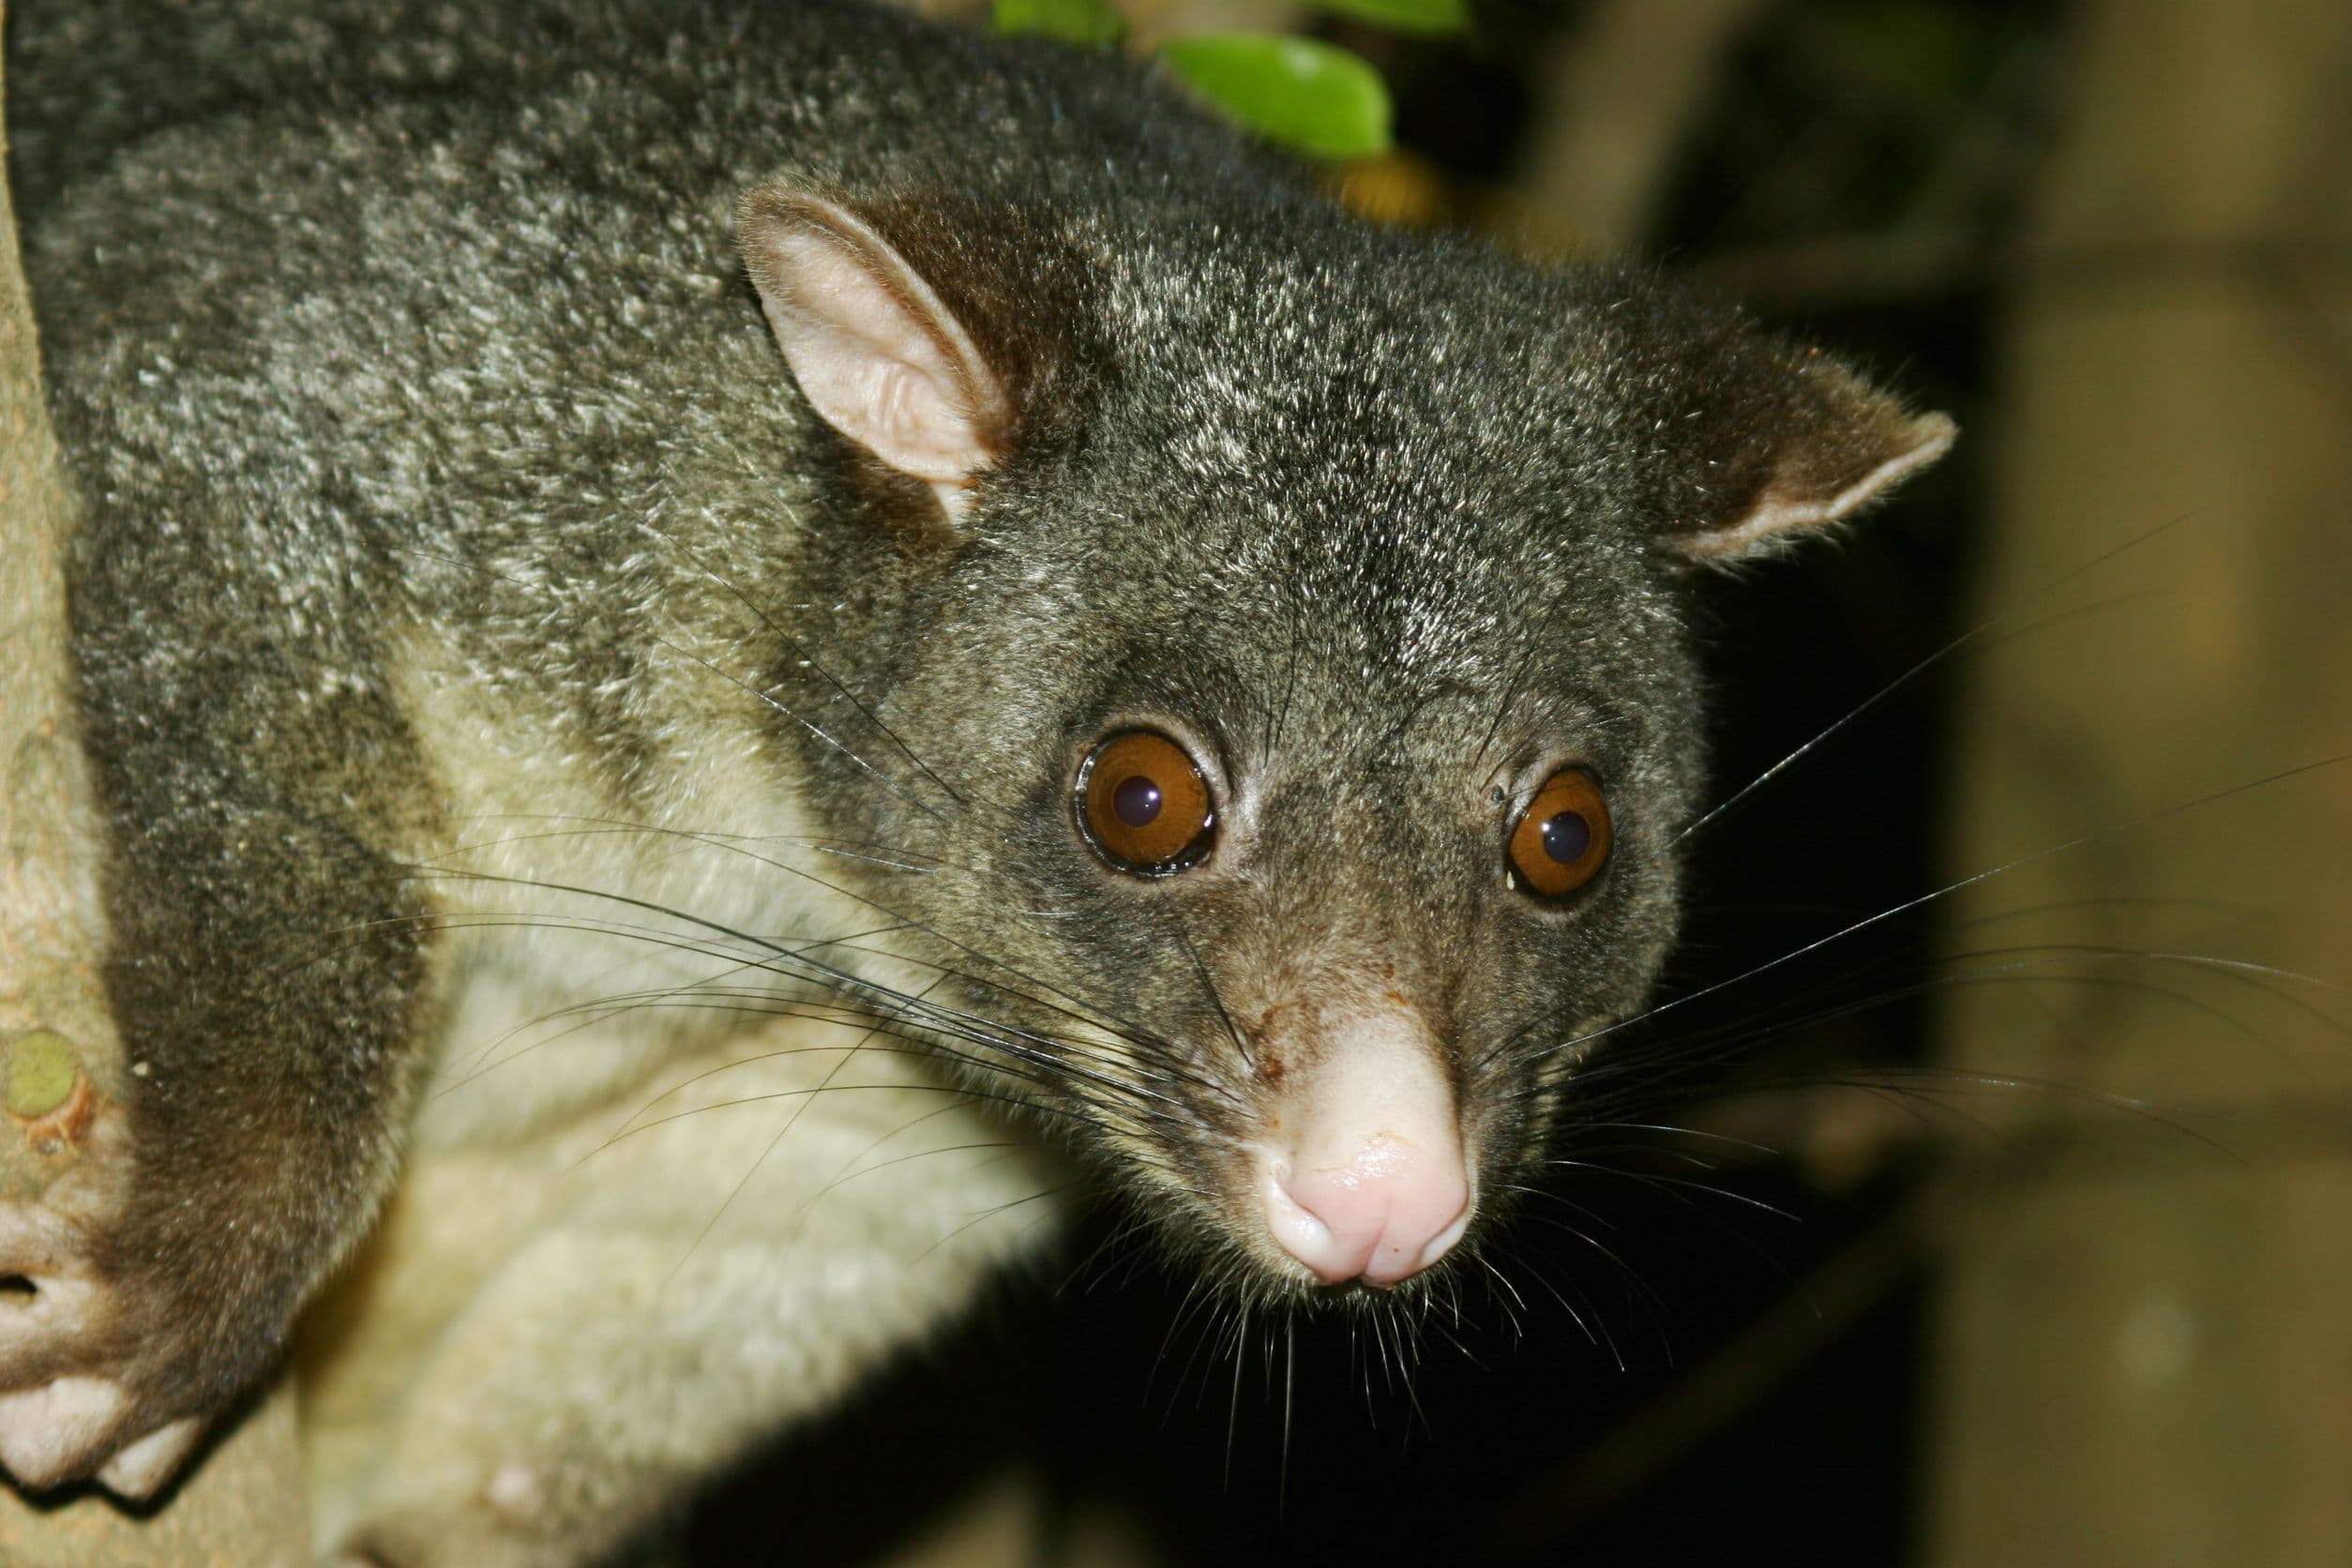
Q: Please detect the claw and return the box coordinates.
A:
[0,1374,128,1487]
[96,1414,204,1500]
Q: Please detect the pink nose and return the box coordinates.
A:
[1262,1138,1472,1287]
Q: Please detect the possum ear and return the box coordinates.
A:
[739,186,1013,522]
[1662,336,1955,565]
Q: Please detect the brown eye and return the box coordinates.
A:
[1077,730,1216,876]
[1507,767,1612,900]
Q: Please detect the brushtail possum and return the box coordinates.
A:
[4,0,1951,1559]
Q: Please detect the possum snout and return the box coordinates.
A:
[1251,1005,1471,1287]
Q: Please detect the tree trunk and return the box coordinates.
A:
[1926,1,2352,1562]
[1511,0,1766,258]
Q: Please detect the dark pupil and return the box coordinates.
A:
[1539,810,1591,865]
[1112,774,1163,828]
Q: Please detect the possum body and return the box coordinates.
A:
[6,1,1950,1560]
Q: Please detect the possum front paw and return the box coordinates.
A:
[0,1051,225,1500]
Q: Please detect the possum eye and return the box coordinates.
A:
[1077,730,1216,877]
[1506,767,1612,900]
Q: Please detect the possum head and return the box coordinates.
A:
[739,185,1952,1296]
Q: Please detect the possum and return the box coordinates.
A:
[2,0,1950,1560]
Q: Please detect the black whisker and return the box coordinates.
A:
[1535,751,2352,1068]
[1675,504,2212,846]
[633,520,972,808]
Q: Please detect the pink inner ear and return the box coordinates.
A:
[1683,410,1957,562]
[739,191,1005,513]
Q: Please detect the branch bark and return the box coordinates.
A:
[0,4,309,1559]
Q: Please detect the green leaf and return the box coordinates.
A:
[991,0,1125,48]
[1158,35,1392,160]
[1310,0,1471,36]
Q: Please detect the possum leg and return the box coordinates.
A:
[313,1016,1066,1568]
[0,758,433,1494]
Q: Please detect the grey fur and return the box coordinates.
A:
[8,0,1947,1521]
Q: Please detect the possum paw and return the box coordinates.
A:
[0,1202,208,1499]
[0,1375,126,1490]
[0,1379,202,1500]
[0,1071,218,1501]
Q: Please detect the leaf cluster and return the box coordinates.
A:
[991,0,1472,158]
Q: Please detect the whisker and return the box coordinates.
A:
[917,1182,1081,1262]
[1224,1299,1250,1488]
[395,543,949,821]
[1675,504,2213,846]
[632,520,972,808]
[1534,752,2352,1067]
[642,626,949,822]
[1553,945,2338,1124]
[1177,925,1255,1074]
[1541,1158,1802,1223]
[410,866,1196,1113]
